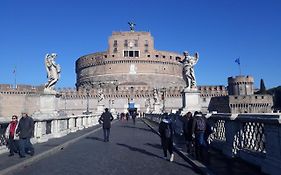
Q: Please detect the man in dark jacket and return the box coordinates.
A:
[159,114,174,162]
[16,112,34,158]
[99,108,114,142]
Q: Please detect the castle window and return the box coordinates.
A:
[144,49,148,53]
[124,40,128,47]
[170,56,172,59]
[129,51,134,57]
[163,55,166,58]
[156,55,159,58]
[113,40,117,47]
[124,50,139,58]
[144,40,149,47]
[134,51,139,57]
[134,40,138,47]
[113,48,117,53]
[147,55,150,57]
[124,51,128,57]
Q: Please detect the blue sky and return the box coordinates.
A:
[0,0,280,89]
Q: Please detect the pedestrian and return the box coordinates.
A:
[183,112,194,154]
[125,112,129,121]
[192,111,207,161]
[159,114,174,162]
[98,108,114,142]
[120,113,125,121]
[5,115,19,157]
[131,110,137,125]
[16,112,34,158]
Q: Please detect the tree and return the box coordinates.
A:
[259,79,267,94]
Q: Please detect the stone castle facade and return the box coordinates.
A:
[208,75,273,113]
[0,30,272,117]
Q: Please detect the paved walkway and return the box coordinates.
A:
[0,119,200,175]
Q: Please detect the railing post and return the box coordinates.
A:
[262,119,281,175]
[222,114,240,158]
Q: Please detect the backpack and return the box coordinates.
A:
[165,124,171,138]
[196,117,206,131]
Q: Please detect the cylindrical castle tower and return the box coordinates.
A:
[75,31,186,90]
[227,75,254,95]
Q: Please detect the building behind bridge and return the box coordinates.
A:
[0,29,273,117]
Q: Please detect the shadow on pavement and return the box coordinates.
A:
[144,143,162,150]
[85,136,104,142]
[116,143,162,159]
[119,125,154,133]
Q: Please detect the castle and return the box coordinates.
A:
[0,29,273,117]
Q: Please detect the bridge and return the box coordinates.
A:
[0,113,280,175]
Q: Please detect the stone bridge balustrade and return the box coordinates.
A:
[0,114,101,154]
[144,112,281,175]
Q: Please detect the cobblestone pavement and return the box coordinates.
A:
[10,119,200,175]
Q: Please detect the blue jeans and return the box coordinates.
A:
[103,128,110,142]
[19,138,34,156]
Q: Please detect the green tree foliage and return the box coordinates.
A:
[259,79,266,94]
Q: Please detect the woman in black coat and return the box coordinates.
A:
[159,115,174,162]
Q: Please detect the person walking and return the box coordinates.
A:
[131,110,137,125]
[192,111,207,161]
[159,114,174,162]
[183,112,194,154]
[5,115,19,156]
[99,108,114,142]
[16,112,34,158]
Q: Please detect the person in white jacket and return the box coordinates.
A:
[5,115,19,156]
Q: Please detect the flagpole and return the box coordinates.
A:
[239,64,241,75]
[14,66,17,88]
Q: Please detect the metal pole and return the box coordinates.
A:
[86,88,89,114]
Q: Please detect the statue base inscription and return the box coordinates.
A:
[180,88,201,115]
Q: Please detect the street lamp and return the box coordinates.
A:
[86,87,90,114]
[161,88,166,112]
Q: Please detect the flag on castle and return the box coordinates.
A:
[235,58,240,65]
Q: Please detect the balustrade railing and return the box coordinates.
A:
[144,112,281,175]
[0,114,101,154]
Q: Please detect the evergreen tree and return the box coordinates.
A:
[259,79,266,94]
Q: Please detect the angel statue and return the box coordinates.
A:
[128,22,136,32]
[44,53,61,93]
[183,51,199,90]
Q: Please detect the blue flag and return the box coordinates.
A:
[235,58,240,65]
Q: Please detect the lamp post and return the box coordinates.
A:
[161,88,166,112]
[86,87,90,115]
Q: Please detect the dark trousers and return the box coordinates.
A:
[8,136,19,154]
[195,132,207,161]
[103,128,110,142]
[19,138,34,156]
[161,138,173,157]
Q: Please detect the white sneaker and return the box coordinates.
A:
[170,154,174,162]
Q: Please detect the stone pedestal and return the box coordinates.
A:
[181,88,201,115]
[97,103,105,114]
[152,102,161,114]
[39,93,58,113]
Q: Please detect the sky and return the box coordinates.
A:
[0,0,280,89]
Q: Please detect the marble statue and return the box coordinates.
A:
[153,88,160,104]
[44,53,61,93]
[183,51,199,89]
[97,87,104,103]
